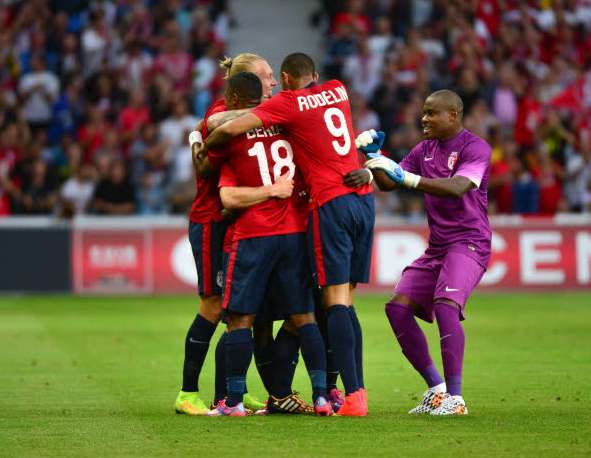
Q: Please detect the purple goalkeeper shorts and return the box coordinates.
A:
[394,248,485,322]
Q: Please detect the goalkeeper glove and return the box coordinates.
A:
[355,129,385,154]
[364,153,420,188]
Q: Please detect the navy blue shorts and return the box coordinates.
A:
[222,233,314,317]
[308,193,375,286]
[188,221,227,296]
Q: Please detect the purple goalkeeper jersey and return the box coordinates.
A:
[400,129,492,267]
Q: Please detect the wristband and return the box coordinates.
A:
[189,131,203,148]
[364,168,374,184]
[403,171,421,188]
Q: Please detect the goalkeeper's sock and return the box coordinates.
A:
[182,314,217,392]
[327,305,359,395]
[225,328,253,407]
[348,306,364,389]
[434,302,464,396]
[270,327,299,398]
[385,301,443,388]
[297,323,327,402]
[213,332,227,405]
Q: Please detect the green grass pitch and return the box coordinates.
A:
[1,293,590,457]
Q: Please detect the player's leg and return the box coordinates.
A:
[269,318,299,398]
[384,253,447,413]
[274,233,332,416]
[249,319,274,410]
[212,330,227,407]
[315,297,344,411]
[347,193,375,402]
[257,318,313,416]
[290,312,332,416]
[208,237,274,416]
[430,252,485,416]
[175,221,224,415]
[309,201,360,398]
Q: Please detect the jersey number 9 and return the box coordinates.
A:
[324,107,351,156]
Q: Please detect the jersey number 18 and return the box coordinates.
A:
[248,139,296,185]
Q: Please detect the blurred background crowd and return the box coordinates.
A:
[0,0,229,217]
[0,0,590,218]
[316,0,591,217]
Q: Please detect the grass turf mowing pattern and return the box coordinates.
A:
[0,294,590,457]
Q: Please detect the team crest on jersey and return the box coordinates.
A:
[448,151,459,170]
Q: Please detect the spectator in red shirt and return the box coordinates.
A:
[331,0,371,37]
[78,105,110,163]
[152,21,193,94]
[119,87,151,149]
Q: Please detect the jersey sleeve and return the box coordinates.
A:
[251,91,295,128]
[399,143,422,175]
[218,163,238,188]
[455,139,491,188]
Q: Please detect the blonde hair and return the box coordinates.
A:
[219,53,264,79]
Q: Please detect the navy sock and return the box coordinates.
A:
[253,326,275,395]
[327,305,359,394]
[317,307,339,390]
[348,306,364,389]
[298,323,327,401]
[182,314,217,392]
[271,327,299,398]
[225,328,253,407]
[213,332,227,405]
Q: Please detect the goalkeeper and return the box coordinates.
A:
[349,90,492,416]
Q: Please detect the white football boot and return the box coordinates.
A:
[430,395,468,416]
[408,383,447,414]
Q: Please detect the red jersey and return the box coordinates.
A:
[188,98,225,223]
[216,126,308,241]
[252,80,372,207]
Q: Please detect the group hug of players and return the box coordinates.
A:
[174,51,492,417]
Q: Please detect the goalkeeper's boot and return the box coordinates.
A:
[430,395,468,416]
[174,390,209,416]
[207,399,247,417]
[336,389,367,417]
[314,396,334,416]
[408,383,447,414]
[243,393,266,411]
[267,392,314,414]
[328,388,345,413]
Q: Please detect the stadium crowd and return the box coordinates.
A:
[317,0,591,217]
[0,0,230,217]
[0,0,590,218]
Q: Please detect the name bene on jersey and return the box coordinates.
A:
[246,124,282,140]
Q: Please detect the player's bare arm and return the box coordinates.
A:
[207,109,251,131]
[191,141,215,178]
[199,113,263,158]
[220,172,293,209]
[365,153,476,198]
[416,175,474,198]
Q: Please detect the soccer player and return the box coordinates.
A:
[204,71,332,417]
[174,53,276,415]
[197,53,374,416]
[362,90,492,415]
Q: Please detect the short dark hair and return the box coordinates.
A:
[280,53,316,79]
[225,71,262,102]
[428,90,464,117]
